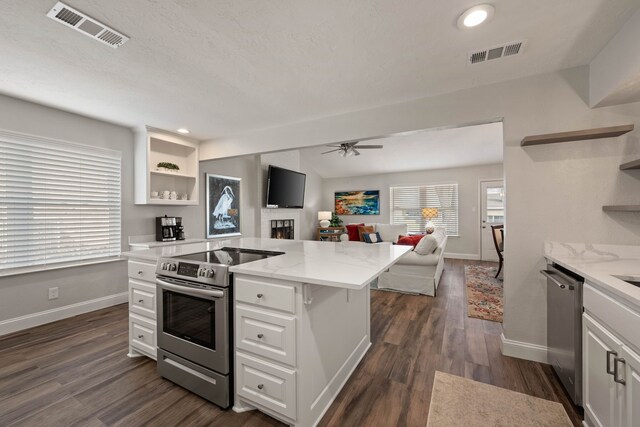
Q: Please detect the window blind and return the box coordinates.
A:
[390,184,459,235]
[0,130,121,271]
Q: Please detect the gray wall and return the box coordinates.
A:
[178,156,261,239]
[322,163,504,257]
[0,94,195,322]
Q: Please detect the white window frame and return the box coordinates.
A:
[389,183,459,236]
[0,129,122,273]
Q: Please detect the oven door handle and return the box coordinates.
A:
[156,278,224,299]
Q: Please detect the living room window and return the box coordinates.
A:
[0,130,122,271]
[390,183,459,236]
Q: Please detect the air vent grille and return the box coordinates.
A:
[468,40,526,65]
[46,2,129,48]
[470,51,487,64]
[55,8,82,26]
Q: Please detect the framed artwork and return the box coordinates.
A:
[335,190,380,215]
[206,174,241,238]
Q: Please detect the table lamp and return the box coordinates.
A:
[421,207,439,234]
[318,211,332,228]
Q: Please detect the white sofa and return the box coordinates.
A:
[351,223,448,296]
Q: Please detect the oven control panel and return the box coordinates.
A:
[156,257,227,287]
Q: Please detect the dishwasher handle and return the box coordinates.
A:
[540,269,575,290]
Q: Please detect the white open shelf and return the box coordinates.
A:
[150,170,197,179]
[134,128,200,205]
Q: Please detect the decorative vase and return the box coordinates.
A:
[425,220,435,234]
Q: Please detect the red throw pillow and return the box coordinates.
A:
[396,234,424,247]
[345,224,364,241]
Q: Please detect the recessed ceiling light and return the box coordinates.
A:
[457,4,495,29]
[177,128,190,134]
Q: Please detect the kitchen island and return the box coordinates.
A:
[122,237,411,427]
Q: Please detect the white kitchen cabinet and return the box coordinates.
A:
[134,127,199,205]
[620,345,640,427]
[127,258,158,360]
[583,313,623,427]
[583,282,640,427]
[233,274,371,427]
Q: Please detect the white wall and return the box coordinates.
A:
[0,94,197,324]
[322,163,503,257]
[199,66,640,361]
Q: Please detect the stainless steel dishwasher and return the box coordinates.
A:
[541,263,584,407]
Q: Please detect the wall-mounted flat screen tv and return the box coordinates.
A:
[266,165,306,208]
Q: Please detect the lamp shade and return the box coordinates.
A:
[318,211,332,221]
[422,207,439,219]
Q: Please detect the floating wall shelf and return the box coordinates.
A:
[521,124,634,147]
[602,205,640,212]
[620,159,640,170]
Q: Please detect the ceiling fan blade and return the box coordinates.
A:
[353,145,383,149]
[321,148,342,154]
[325,144,343,148]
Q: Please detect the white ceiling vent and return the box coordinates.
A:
[46,2,129,48]
[468,40,526,65]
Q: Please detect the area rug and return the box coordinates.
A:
[427,372,572,427]
[464,265,503,322]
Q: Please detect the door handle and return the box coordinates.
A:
[540,270,574,290]
[156,278,224,299]
[613,357,626,385]
[606,350,617,375]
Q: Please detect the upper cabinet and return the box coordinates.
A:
[134,128,199,205]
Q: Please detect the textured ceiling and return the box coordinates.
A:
[299,122,503,178]
[0,0,638,139]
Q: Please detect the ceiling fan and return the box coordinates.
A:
[321,141,383,157]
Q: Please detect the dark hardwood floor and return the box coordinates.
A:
[0,259,582,426]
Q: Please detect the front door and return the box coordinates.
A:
[480,180,504,261]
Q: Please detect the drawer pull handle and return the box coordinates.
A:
[138,270,143,275]
[257,293,264,299]
[137,334,144,339]
[257,333,264,339]
[614,357,626,385]
[257,384,264,390]
[138,299,144,303]
[606,350,618,375]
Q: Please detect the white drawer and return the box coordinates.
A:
[128,260,156,282]
[236,352,296,420]
[235,276,296,314]
[129,313,156,358]
[129,279,156,319]
[584,282,640,350]
[236,306,296,366]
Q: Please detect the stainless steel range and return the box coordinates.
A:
[155,247,283,408]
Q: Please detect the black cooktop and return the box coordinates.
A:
[175,247,284,266]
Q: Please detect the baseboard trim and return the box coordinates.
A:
[0,292,128,336]
[500,333,548,363]
[444,252,480,260]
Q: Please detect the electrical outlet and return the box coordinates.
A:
[48,287,59,300]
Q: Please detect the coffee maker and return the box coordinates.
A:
[176,217,185,241]
[156,215,177,242]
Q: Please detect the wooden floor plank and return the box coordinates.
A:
[0,259,583,427]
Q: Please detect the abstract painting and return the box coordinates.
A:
[206,174,241,238]
[335,190,380,215]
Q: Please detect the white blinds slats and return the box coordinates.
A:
[390,184,459,235]
[0,131,122,271]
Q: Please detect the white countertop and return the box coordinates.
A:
[122,237,412,290]
[544,242,640,309]
[128,238,206,249]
